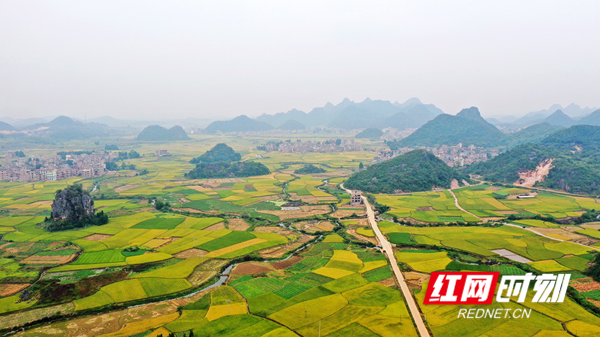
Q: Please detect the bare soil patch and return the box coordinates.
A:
[293,220,333,233]
[22,254,76,265]
[254,226,295,236]
[494,210,518,215]
[515,158,554,187]
[272,256,302,270]
[535,227,598,246]
[416,206,435,211]
[174,248,207,259]
[204,222,226,231]
[83,234,113,241]
[227,218,250,231]
[232,262,273,276]
[114,183,142,193]
[572,278,600,292]
[180,207,218,215]
[347,228,378,245]
[332,208,365,218]
[258,235,312,259]
[0,283,30,297]
[582,223,600,230]
[259,204,331,220]
[288,193,319,204]
[314,221,335,231]
[450,179,460,190]
[377,277,397,287]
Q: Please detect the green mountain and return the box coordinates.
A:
[190,143,241,164]
[390,107,506,148]
[278,119,306,131]
[27,116,111,140]
[355,128,383,139]
[185,161,270,179]
[345,149,467,193]
[468,125,600,195]
[578,109,600,126]
[204,115,273,133]
[506,123,564,147]
[136,125,190,141]
[0,121,16,131]
[543,110,575,127]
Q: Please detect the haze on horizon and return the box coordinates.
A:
[1,1,599,121]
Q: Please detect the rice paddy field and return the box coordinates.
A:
[2,134,600,336]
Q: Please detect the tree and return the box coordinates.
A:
[335,139,342,146]
[358,162,364,170]
[586,252,600,282]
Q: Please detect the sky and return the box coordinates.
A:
[1,1,599,120]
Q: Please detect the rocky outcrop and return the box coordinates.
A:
[51,184,95,221]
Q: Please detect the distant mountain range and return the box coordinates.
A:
[204,115,273,133]
[204,98,444,133]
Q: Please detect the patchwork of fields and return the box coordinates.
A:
[1,136,600,336]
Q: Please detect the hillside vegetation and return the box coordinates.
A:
[345,149,467,193]
[468,125,600,195]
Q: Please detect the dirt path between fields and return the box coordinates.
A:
[448,189,482,221]
[341,184,430,337]
[504,223,600,251]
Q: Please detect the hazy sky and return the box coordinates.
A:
[1,1,599,120]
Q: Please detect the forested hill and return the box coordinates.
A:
[345,149,468,193]
[390,107,506,148]
[186,143,269,179]
[190,143,241,164]
[467,125,600,195]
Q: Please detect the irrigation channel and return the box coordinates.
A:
[129,233,325,308]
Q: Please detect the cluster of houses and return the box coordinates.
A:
[0,151,117,182]
[374,143,501,167]
[262,139,364,153]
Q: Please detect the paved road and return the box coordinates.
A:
[341,185,430,337]
[447,189,482,221]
